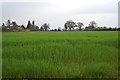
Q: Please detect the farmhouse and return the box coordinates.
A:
[2,20,36,32]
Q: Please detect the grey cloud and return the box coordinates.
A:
[72,2,117,15]
[2,2,52,17]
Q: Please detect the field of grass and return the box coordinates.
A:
[2,31,118,78]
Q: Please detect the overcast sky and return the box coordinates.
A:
[1,0,119,29]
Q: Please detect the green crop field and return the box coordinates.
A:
[2,31,118,78]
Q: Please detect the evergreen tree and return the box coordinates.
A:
[27,20,32,29]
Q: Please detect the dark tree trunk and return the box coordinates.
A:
[73,28,74,31]
[79,27,81,31]
[70,28,71,31]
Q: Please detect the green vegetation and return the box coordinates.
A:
[2,31,118,78]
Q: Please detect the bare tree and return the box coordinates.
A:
[6,19,11,27]
[6,20,12,31]
[77,22,84,31]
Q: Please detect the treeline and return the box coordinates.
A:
[64,20,119,31]
[1,19,120,32]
